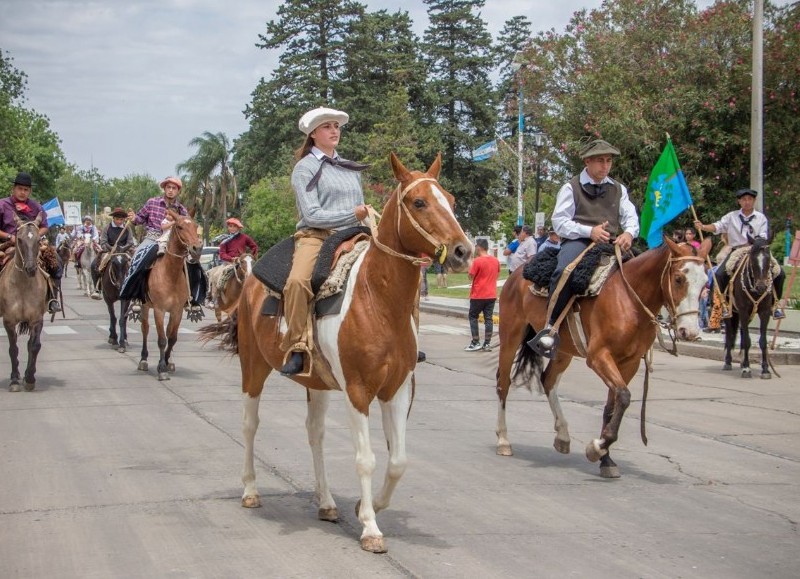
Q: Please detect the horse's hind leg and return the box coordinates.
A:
[4,322,21,391]
[306,388,338,521]
[373,377,412,515]
[23,321,43,391]
[345,393,386,553]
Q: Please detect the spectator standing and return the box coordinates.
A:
[534,225,548,248]
[502,225,522,270]
[507,225,537,274]
[433,261,448,288]
[464,238,500,352]
[684,227,701,249]
[540,228,561,251]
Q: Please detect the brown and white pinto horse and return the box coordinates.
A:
[137,210,202,380]
[496,236,711,478]
[201,153,471,553]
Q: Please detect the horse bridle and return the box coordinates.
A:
[616,246,705,354]
[164,219,195,259]
[367,177,450,267]
[738,250,775,319]
[12,221,41,272]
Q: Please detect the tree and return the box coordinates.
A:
[242,175,299,251]
[421,0,501,234]
[0,49,65,193]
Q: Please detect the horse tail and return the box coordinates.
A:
[17,322,31,336]
[511,324,545,394]
[198,309,239,355]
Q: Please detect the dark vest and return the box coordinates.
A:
[569,175,623,234]
[105,225,129,247]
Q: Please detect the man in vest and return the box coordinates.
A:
[90,207,135,298]
[527,139,639,357]
[694,188,786,319]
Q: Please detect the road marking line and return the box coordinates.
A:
[43,326,77,335]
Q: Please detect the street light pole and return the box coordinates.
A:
[516,79,524,226]
[751,0,764,211]
[532,132,545,216]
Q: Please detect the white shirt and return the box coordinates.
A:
[551,168,639,240]
[711,209,768,247]
[508,236,537,273]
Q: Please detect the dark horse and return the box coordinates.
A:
[56,237,71,278]
[722,237,776,379]
[101,251,132,353]
[200,153,472,553]
[0,216,48,391]
[496,237,711,478]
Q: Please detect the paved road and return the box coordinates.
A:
[1,282,798,578]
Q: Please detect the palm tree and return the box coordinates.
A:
[176,131,238,241]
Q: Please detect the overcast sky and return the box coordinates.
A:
[0,0,792,181]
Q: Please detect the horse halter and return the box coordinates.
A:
[367,177,450,267]
[12,221,41,272]
[165,219,195,259]
[660,254,706,323]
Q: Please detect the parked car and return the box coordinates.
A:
[199,246,221,271]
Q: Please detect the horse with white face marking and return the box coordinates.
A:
[201,153,472,553]
[496,236,711,478]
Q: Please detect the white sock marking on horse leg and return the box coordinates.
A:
[306,389,336,511]
[241,393,261,501]
[374,377,411,512]
[547,376,570,447]
[344,395,381,540]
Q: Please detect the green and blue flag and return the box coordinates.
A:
[639,138,693,248]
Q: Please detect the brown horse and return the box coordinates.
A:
[0,216,48,391]
[207,253,253,322]
[723,237,776,379]
[496,236,711,478]
[56,237,71,278]
[201,153,472,553]
[137,210,202,380]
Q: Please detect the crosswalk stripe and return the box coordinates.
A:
[420,324,470,336]
[43,326,78,335]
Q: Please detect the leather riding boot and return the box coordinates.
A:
[280,352,305,376]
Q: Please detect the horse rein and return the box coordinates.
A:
[11,221,42,273]
[164,219,194,259]
[615,245,705,355]
[366,177,450,268]
[739,252,776,322]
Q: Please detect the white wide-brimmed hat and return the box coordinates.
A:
[298,107,349,135]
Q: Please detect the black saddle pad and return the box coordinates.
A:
[522,243,622,295]
[252,226,370,295]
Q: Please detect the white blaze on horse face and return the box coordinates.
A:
[428,183,456,220]
[673,261,707,340]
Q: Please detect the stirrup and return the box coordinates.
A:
[48,299,61,314]
[185,303,204,322]
[526,327,560,359]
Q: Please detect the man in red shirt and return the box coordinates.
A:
[465,238,501,352]
[218,217,259,262]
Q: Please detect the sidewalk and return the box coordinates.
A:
[419,295,800,365]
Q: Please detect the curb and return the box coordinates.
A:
[420,302,800,365]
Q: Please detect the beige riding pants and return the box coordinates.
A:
[280,229,330,353]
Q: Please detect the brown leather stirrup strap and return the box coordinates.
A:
[542,242,596,336]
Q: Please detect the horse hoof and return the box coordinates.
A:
[9,382,21,393]
[168,363,176,372]
[761,372,772,380]
[158,372,170,381]
[118,346,126,354]
[553,438,571,454]
[138,361,148,371]
[741,369,752,379]
[318,507,339,522]
[722,364,732,371]
[600,465,621,478]
[108,337,116,345]
[360,536,387,554]
[24,381,35,392]
[585,439,607,463]
[496,444,513,456]
[241,495,261,508]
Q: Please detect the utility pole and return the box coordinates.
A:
[751,0,764,211]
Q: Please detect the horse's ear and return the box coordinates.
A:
[746,232,755,245]
[663,233,679,252]
[35,213,43,227]
[390,152,412,182]
[427,152,442,179]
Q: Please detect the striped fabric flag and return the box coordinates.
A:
[42,197,65,226]
[639,138,693,249]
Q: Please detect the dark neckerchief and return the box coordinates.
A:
[739,212,755,235]
[306,155,370,192]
